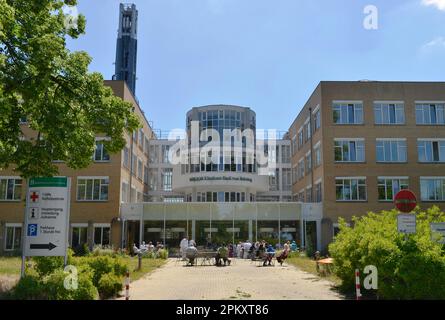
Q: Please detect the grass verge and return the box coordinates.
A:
[286,254,342,287]
[124,257,167,282]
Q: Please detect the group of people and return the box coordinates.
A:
[179,237,298,267]
[234,240,297,266]
[133,241,164,255]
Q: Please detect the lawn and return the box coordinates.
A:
[286,254,342,287]
[117,256,167,282]
[0,257,21,276]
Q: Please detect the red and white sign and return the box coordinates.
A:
[394,190,417,213]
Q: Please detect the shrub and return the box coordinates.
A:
[33,249,74,277]
[92,245,116,257]
[156,249,168,260]
[76,255,128,287]
[43,269,98,300]
[73,243,91,257]
[97,272,123,299]
[329,206,445,299]
[12,274,43,300]
[13,264,98,300]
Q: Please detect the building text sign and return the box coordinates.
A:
[24,177,70,257]
[397,214,416,234]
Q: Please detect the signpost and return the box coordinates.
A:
[394,189,417,213]
[394,190,417,235]
[22,177,71,277]
[430,223,445,244]
[397,214,416,234]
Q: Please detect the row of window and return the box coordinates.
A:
[292,143,322,183]
[295,181,323,203]
[291,107,321,155]
[333,101,445,125]
[123,147,150,184]
[194,191,253,203]
[3,224,110,251]
[334,177,445,202]
[333,138,445,163]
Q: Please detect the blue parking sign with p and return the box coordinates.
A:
[28,224,38,237]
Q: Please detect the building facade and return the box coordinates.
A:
[288,81,445,250]
[2,80,445,255]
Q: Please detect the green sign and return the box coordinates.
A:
[29,177,68,188]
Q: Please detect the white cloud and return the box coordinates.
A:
[422,36,445,49]
[422,0,445,11]
[420,37,445,55]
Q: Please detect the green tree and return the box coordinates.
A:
[0,0,140,178]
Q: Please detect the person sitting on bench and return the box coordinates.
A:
[263,244,275,266]
[215,244,231,266]
[276,245,290,266]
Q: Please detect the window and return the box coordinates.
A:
[306,152,312,171]
[143,165,149,184]
[291,135,297,155]
[297,158,305,180]
[378,177,409,201]
[77,177,109,201]
[306,187,312,203]
[162,145,170,163]
[139,129,144,147]
[281,145,291,163]
[71,225,88,248]
[333,102,364,125]
[123,147,129,168]
[314,142,322,167]
[292,165,298,184]
[0,178,22,201]
[304,119,311,142]
[313,108,321,131]
[282,168,292,191]
[376,139,407,163]
[94,225,110,246]
[315,181,322,202]
[418,140,445,163]
[149,169,158,191]
[420,178,445,201]
[4,224,22,251]
[121,182,129,202]
[131,153,137,174]
[161,168,173,191]
[269,169,280,191]
[374,102,405,125]
[137,158,143,180]
[334,139,365,162]
[416,103,445,125]
[144,137,149,155]
[149,145,158,163]
[336,178,367,201]
[94,141,110,162]
[298,129,304,149]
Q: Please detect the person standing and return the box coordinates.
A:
[180,237,188,260]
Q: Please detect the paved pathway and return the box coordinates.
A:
[118,258,343,300]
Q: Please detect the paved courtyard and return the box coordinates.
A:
[119,258,343,300]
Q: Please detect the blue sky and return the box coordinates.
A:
[67,0,445,131]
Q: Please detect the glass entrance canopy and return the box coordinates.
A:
[121,202,322,249]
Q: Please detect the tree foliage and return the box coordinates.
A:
[329,206,445,299]
[0,0,140,178]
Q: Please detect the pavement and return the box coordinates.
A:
[118,258,343,300]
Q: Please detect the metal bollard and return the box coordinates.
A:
[125,271,130,300]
